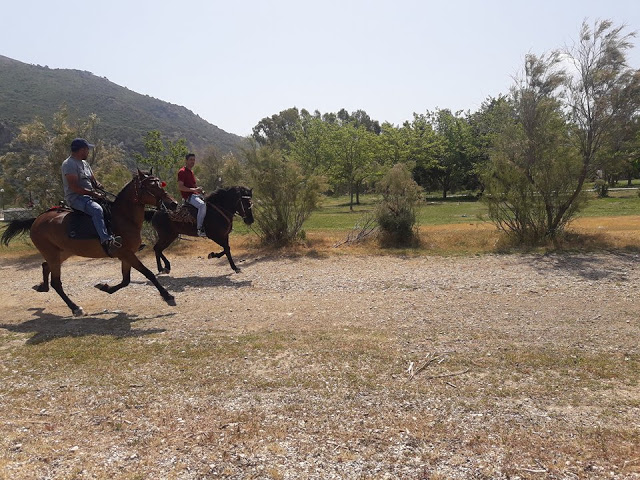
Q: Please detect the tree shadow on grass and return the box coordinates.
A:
[0,308,171,345]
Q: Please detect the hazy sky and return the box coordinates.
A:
[2,0,639,136]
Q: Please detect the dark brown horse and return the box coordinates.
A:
[148,186,254,274]
[1,170,178,316]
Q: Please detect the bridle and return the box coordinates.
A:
[206,192,253,227]
[236,195,253,219]
[132,175,168,208]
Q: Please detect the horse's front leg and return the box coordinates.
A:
[208,245,240,273]
[120,252,176,306]
[95,261,131,294]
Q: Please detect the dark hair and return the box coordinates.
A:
[185,153,195,160]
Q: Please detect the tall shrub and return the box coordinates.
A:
[245,144,325,247]
[375,163,422,247]
[481,54,585,243]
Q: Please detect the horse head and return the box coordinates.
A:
[235,186,254,225]
[135,169,178,210]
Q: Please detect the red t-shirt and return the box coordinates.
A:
[177,167,197,200]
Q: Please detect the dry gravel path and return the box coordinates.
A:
[1,250,639,479]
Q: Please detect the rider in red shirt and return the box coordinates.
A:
[177,153,207,237]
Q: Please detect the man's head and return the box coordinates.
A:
[70,138,94,160]
[185,153,196,169]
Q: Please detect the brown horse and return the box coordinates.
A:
[1,170,178,316]
[147,186,254,274]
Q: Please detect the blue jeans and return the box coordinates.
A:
[71,196,110,243]
[188,194,207,230]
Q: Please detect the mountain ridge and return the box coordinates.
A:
[0,54,245,155]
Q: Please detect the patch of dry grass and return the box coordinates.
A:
[3,215,640,260]
[2,314,639,478]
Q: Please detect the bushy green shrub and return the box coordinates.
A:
[246,144,326,247]
[375,164,422,247]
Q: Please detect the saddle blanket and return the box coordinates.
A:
[168,204,197,224]
[45,204,113,240]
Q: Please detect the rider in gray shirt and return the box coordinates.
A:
[61,138,121,254]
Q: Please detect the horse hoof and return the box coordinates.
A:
[33,284,49,292]
[73,307,85,317]
[94,283,109,292]
[160,268,170,275]
[207,252,214,259]
[234,268,242,274]
[164,295,176,307]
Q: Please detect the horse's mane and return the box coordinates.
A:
[204,187,236,204]
[114,171,152,202]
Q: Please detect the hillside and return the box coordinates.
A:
[0,55,244,155]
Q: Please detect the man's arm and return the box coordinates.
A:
[177,180,202,195]
[65,173,103,199]
[90,175,103,190]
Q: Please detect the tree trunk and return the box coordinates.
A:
[349,185,354,211]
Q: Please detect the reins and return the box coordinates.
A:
[205,192,252,235]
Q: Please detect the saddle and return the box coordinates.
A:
[167,203,197,225]
[52,200,115,240]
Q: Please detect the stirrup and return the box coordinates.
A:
[101,236,122,257]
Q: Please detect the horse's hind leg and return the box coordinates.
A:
[48,262,84,317]
[154,233,177,274]
[33,262,50,292]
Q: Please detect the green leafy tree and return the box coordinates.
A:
[467,95,513,194]
[220,152,246,187]
[423,109,476,199]
[251,107,302,150]
[405,113,440,191]
[325,123,380,209]
[91,143,131,194]
[378,122,413,168]
[0,107,101,208]
[290,114,332,175]
[133,130,188,198]
[195,147,225,192]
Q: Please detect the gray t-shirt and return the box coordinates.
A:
[61,156,94,205]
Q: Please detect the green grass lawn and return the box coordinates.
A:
[303,194,490,230]
[579,188,640,217]
[301,190,640,232]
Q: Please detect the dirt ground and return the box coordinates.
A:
[0,244,639,479]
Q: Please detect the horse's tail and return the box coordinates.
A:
[1,217,36,246]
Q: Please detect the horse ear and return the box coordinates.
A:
[149,167,153,175]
